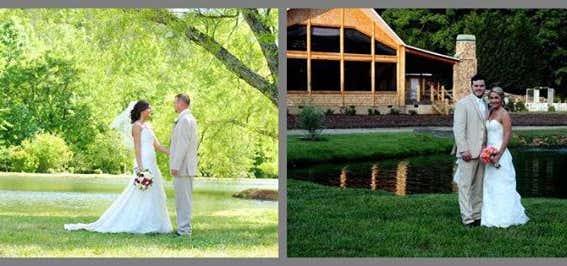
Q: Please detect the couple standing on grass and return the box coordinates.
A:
[64,94,198,237]
[453,74,529,228]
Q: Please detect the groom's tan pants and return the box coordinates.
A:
[456,159,484,225]
[174,176,193,235]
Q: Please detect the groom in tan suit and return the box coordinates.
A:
[170,93,199,236]
[453,74,488,227]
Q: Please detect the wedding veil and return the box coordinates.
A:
[110,101,137,150]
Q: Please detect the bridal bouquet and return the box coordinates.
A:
[133,168,153,191]
[480,146,498,164]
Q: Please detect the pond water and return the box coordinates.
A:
[0,175,278,211]
[288,147,567,198]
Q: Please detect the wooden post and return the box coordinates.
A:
[441,85,445,112]
[397,45,406,106]
[340,8,345,106]
[430,83,434,103]
[307,13,312,96]
[371,22,376,107]
[418,78,425,102]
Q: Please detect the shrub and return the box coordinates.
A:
[504,99,516,112]
[368,108,381,115]
[515,101,528,112]
[345,105,356,116]
[324,109,334,115]
[408,110,418,116]
[548,104,556,112]
[9,147,39,172]
[389,108,400,115]
[80,131,132,174]
[11,133,73,173]
[0,145,10,172]
[298,104,324,140]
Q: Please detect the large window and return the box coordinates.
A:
[312,60,340,91]
[345,61,371,91]
[287,24,398,92]
[344,28,396,55]
[287,25,307,51]
[311,26,340,52]
[288,59,307,91]
[375,63,397,91]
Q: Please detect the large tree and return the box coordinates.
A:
[144,8,278,105]
[0,9,278,178]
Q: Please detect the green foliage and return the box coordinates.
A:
[10,133,73,173]
[324,109,335,115]
[344,105,357,116]
[368,108,381,115]
[0,8,277,178]
[389,108,401,115]
[515,101,528,112]
[548,104,556,112]
[9,147,39,172]
[298,104,324,140]
[379,9,567,97]
[0,145,9,172]
[78,131,132,174]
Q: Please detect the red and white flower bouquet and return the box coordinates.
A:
[133,168,153,191]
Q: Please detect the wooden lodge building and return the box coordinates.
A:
[286,8,478,115]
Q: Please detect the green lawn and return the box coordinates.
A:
[287,132,453,166]
[287,129,567,166]
[287,179,567,257]
[0,174,278,257]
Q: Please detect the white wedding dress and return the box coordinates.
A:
[481,120,529,228]
[64,123,173,233]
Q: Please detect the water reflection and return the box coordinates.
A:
[395,160,408,196]
[370,164,378,191]
[340,168,347,189]
[289,147,567,198]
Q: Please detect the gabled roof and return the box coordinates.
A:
[287,8,461,64]
[366,9,459,64]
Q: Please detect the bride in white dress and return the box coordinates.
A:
[64,100,173,233]
[481,87,529,228]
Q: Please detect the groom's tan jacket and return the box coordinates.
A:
[169,109,199,177]
[453,93,488,158]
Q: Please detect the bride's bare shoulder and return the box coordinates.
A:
[499,108,512,126]
[131,122,143,134]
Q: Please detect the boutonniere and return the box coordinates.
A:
[173,118,179,125]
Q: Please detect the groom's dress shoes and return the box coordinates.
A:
[174,231,192,239]
[463,220,481,228]
[463,223,475,228]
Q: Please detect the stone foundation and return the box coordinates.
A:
[287,92,442,114]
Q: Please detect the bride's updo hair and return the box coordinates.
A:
[130,100,150,124]
[489,87,505,105]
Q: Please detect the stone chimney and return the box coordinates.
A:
[453,34,477,101]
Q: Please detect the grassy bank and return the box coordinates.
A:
[287,129,567,166]
[287,132,453,166]
[287,179,567,257]
[0,174,278,257]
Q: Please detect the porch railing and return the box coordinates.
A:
[430,85,453,115]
